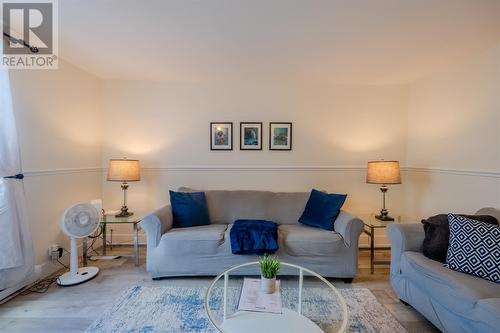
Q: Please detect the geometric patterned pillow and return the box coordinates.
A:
[444,214,500,283]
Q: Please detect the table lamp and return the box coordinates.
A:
[366,160,401,221]
[107,158,140,217]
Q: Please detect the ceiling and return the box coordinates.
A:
[59,0,500,84]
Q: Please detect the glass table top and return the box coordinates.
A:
[359,213,420,228]
[100,212,146,224]
[205,262,348,333]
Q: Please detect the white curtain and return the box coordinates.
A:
[0,69,33,290]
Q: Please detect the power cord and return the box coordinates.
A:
[18,246,72,296]
[20,276,60,295]
[10,213,109,301]
[84,226,110,257]
[56,258,68,269]
[88,225,103,239]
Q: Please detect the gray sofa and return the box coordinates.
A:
[141,189,363,280]
[387,208,500,333]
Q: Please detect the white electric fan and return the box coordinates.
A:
[57,203,101,286]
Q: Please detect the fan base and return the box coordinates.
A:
[57,266,99,286]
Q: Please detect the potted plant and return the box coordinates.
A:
[259,254,280,294]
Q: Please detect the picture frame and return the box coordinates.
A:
[269,122,292,150]
[210,122,233,150]
[240,122,263,150]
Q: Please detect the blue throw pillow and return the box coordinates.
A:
[298,189,347,231]
[169,190,210,228]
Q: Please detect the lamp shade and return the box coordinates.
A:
[366,160,401,184]
[107,159,140,182]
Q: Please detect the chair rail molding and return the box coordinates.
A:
[140,166,500,178]
[141,166,367,172]
[23,167,102,177]
[21,166,500,178]
[404,167,500,178]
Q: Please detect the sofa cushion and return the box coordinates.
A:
[445,214,500,283]
[169,190,210,228]
[279,224,344,256]
[422,213,498,263]
[179,187,309,225]
[299,189,347,231]
[477,299,500,318]
[400,251,500,314]
[161,224,227,254]
[265,192,310,225]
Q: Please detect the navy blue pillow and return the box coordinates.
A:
[169,190,210,228]
[298,189,347,230]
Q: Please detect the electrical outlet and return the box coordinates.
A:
[48,244,62,261]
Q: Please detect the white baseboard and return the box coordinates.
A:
[0,279,34,303]
[0,259,67,303]
[0,243,77,302]
[33,259,67,281]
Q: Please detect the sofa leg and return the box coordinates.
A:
[400,299,410,306]
[342,278,353,283]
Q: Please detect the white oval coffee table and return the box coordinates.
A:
[205,262,349,333]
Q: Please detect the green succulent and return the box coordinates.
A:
[259,254,280,279]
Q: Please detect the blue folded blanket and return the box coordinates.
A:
[230,219,278,255]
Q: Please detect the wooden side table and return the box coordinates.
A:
[360,214,419,273]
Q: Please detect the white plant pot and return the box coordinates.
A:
[260,276,276,294]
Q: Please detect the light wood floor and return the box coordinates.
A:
[0,247,440,333]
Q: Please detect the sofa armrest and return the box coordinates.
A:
[334,211,364,247]
[140,205,173,248]
[386,223,424,276]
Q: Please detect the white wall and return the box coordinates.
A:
[9,60,102,273]
[9,45,499,265]
[405,45,500,216]
[100,45,500,245]
[100,81,408,245]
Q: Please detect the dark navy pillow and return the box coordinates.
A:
[299,189,347,231]
[169,190,210,228]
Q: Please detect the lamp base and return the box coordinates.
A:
[115,206,133,218]
[375,214,394,221]
[375,207,394,221]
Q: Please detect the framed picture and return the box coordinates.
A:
[269,122,292,150]
[210,122,233,150]
[240,122,263,150]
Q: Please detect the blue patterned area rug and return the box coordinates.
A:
[85,286,407,333]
